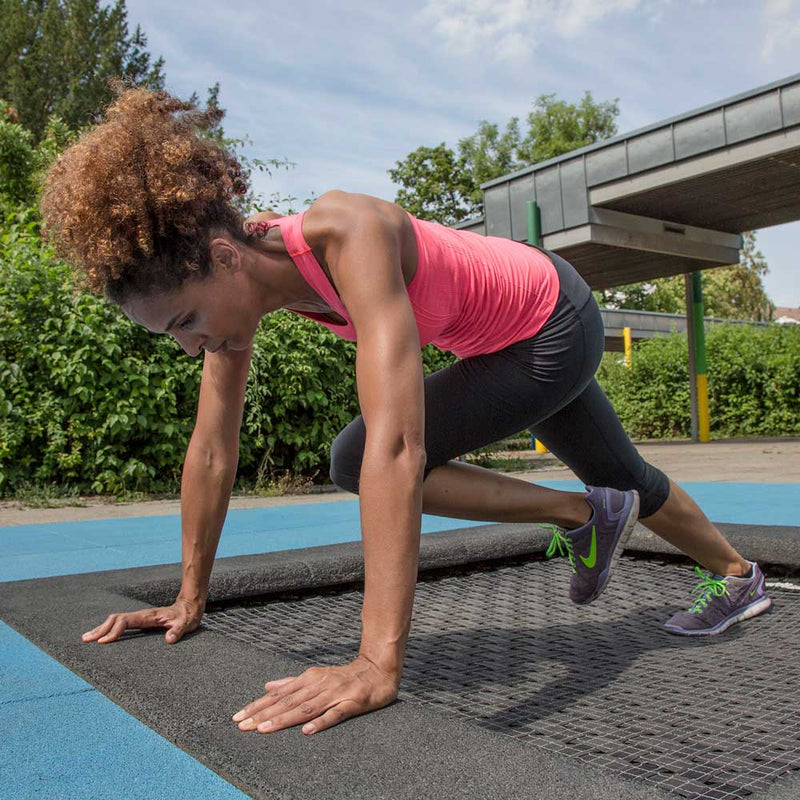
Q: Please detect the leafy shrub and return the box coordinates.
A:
[0,204,459,496]
[5,191,796,497]
[597,324,800,439]
[0,113,77,205]
[0,210,203,494]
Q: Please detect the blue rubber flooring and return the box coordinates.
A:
[1,479,797,800]
[2,481,798,584]
[0,621,250,800]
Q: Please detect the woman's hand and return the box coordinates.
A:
[231,655,400,735]
[80,597,205,645]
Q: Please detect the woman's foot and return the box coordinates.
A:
[546,486,640,604]
[663,561,773,635]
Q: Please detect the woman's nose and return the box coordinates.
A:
[172,331,203,357]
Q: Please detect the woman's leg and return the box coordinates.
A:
[330,276,611,531]
[331,239,748,578]
[530,378,749,577]
[637,480,749,576]
[419,460,590,529]
[330,343,596,530]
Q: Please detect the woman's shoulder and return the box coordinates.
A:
[301,191,410,248]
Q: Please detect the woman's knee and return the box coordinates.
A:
[329,424,364,495]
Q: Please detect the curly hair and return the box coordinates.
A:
[40,82,249,305]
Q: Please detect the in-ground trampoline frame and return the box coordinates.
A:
[2,522,799,800]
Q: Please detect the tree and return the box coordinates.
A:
[457,118,521,211]
[595,232,774,321]
[389,91,619,225]
[703,232,774,321]
[0,0,165,142]
[388,143,474,225]
[517,92,619,164]
[0,3,307,216]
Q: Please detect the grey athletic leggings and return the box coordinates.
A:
[329,249,671,518]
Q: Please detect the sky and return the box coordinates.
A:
[126,0,800,306]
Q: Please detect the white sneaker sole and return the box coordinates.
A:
[664,595,774,636]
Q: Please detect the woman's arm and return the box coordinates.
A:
[177,344,253,609]
[316,192,427,679]
[231,191,426,734]
[81,343,252,645]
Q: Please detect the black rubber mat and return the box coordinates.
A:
[203,556,800,800]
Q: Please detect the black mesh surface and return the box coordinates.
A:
[203,557,800,800]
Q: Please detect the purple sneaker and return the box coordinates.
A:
[546,486,640,605]
[664,561,772,636]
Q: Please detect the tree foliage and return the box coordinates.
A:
[517,92,619,164]
[0,0,165,141]
[389,91,620,225]
[389,143,474,223]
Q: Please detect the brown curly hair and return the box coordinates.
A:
[40,82,249,305]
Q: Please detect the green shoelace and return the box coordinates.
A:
[688,565,730,613]
[543,524,577,575]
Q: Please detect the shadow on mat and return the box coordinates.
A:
[285,603,743,730]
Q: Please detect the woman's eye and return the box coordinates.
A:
[179,315,194,330]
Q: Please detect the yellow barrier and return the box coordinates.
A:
[623,326,632,367]
[697,373,710,443]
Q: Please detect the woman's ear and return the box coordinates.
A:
[243,210,282,238]
[208,236,241,272]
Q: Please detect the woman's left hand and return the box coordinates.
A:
[231,655,400,735]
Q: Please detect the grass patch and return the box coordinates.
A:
[3,434,553,506]
[10,481,89,509]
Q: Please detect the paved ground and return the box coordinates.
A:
[2,437,799,800]
[2,437,798,527]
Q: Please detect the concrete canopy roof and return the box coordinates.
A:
[457,74,800,289]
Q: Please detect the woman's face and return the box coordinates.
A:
[121,247,266,357]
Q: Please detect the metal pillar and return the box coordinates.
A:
[684,272,710,442]
[527,201,548,454]
[526,200,542,248]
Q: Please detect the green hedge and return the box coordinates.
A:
[596,324,800,439]
[0,207,457,495]
[3,202,798,496]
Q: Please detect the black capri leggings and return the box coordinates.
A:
[329,249,671,518]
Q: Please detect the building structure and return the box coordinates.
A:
[456,73,800,441]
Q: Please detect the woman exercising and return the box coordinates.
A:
[42,87,771,737]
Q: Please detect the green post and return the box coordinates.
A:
[526,200,542,246]
[690,271,710,443]
[527,200,548,453]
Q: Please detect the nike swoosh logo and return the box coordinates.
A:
[579,525,597,569]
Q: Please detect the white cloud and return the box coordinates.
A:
[417,0,671,60]
[123,1,798,299]
[761,0,800,61]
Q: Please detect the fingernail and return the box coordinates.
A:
[232,711,246,722]
[303,724,315,734]
[258,720,272,731]
[238,718,254,729]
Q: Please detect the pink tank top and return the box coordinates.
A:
[263,211,559,359]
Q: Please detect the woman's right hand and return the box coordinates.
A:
[81,597,205,645]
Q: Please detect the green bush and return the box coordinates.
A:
[5,192,796,497]
[0,206,458,496]
[597,324,800,439]
[0,208,203,494]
